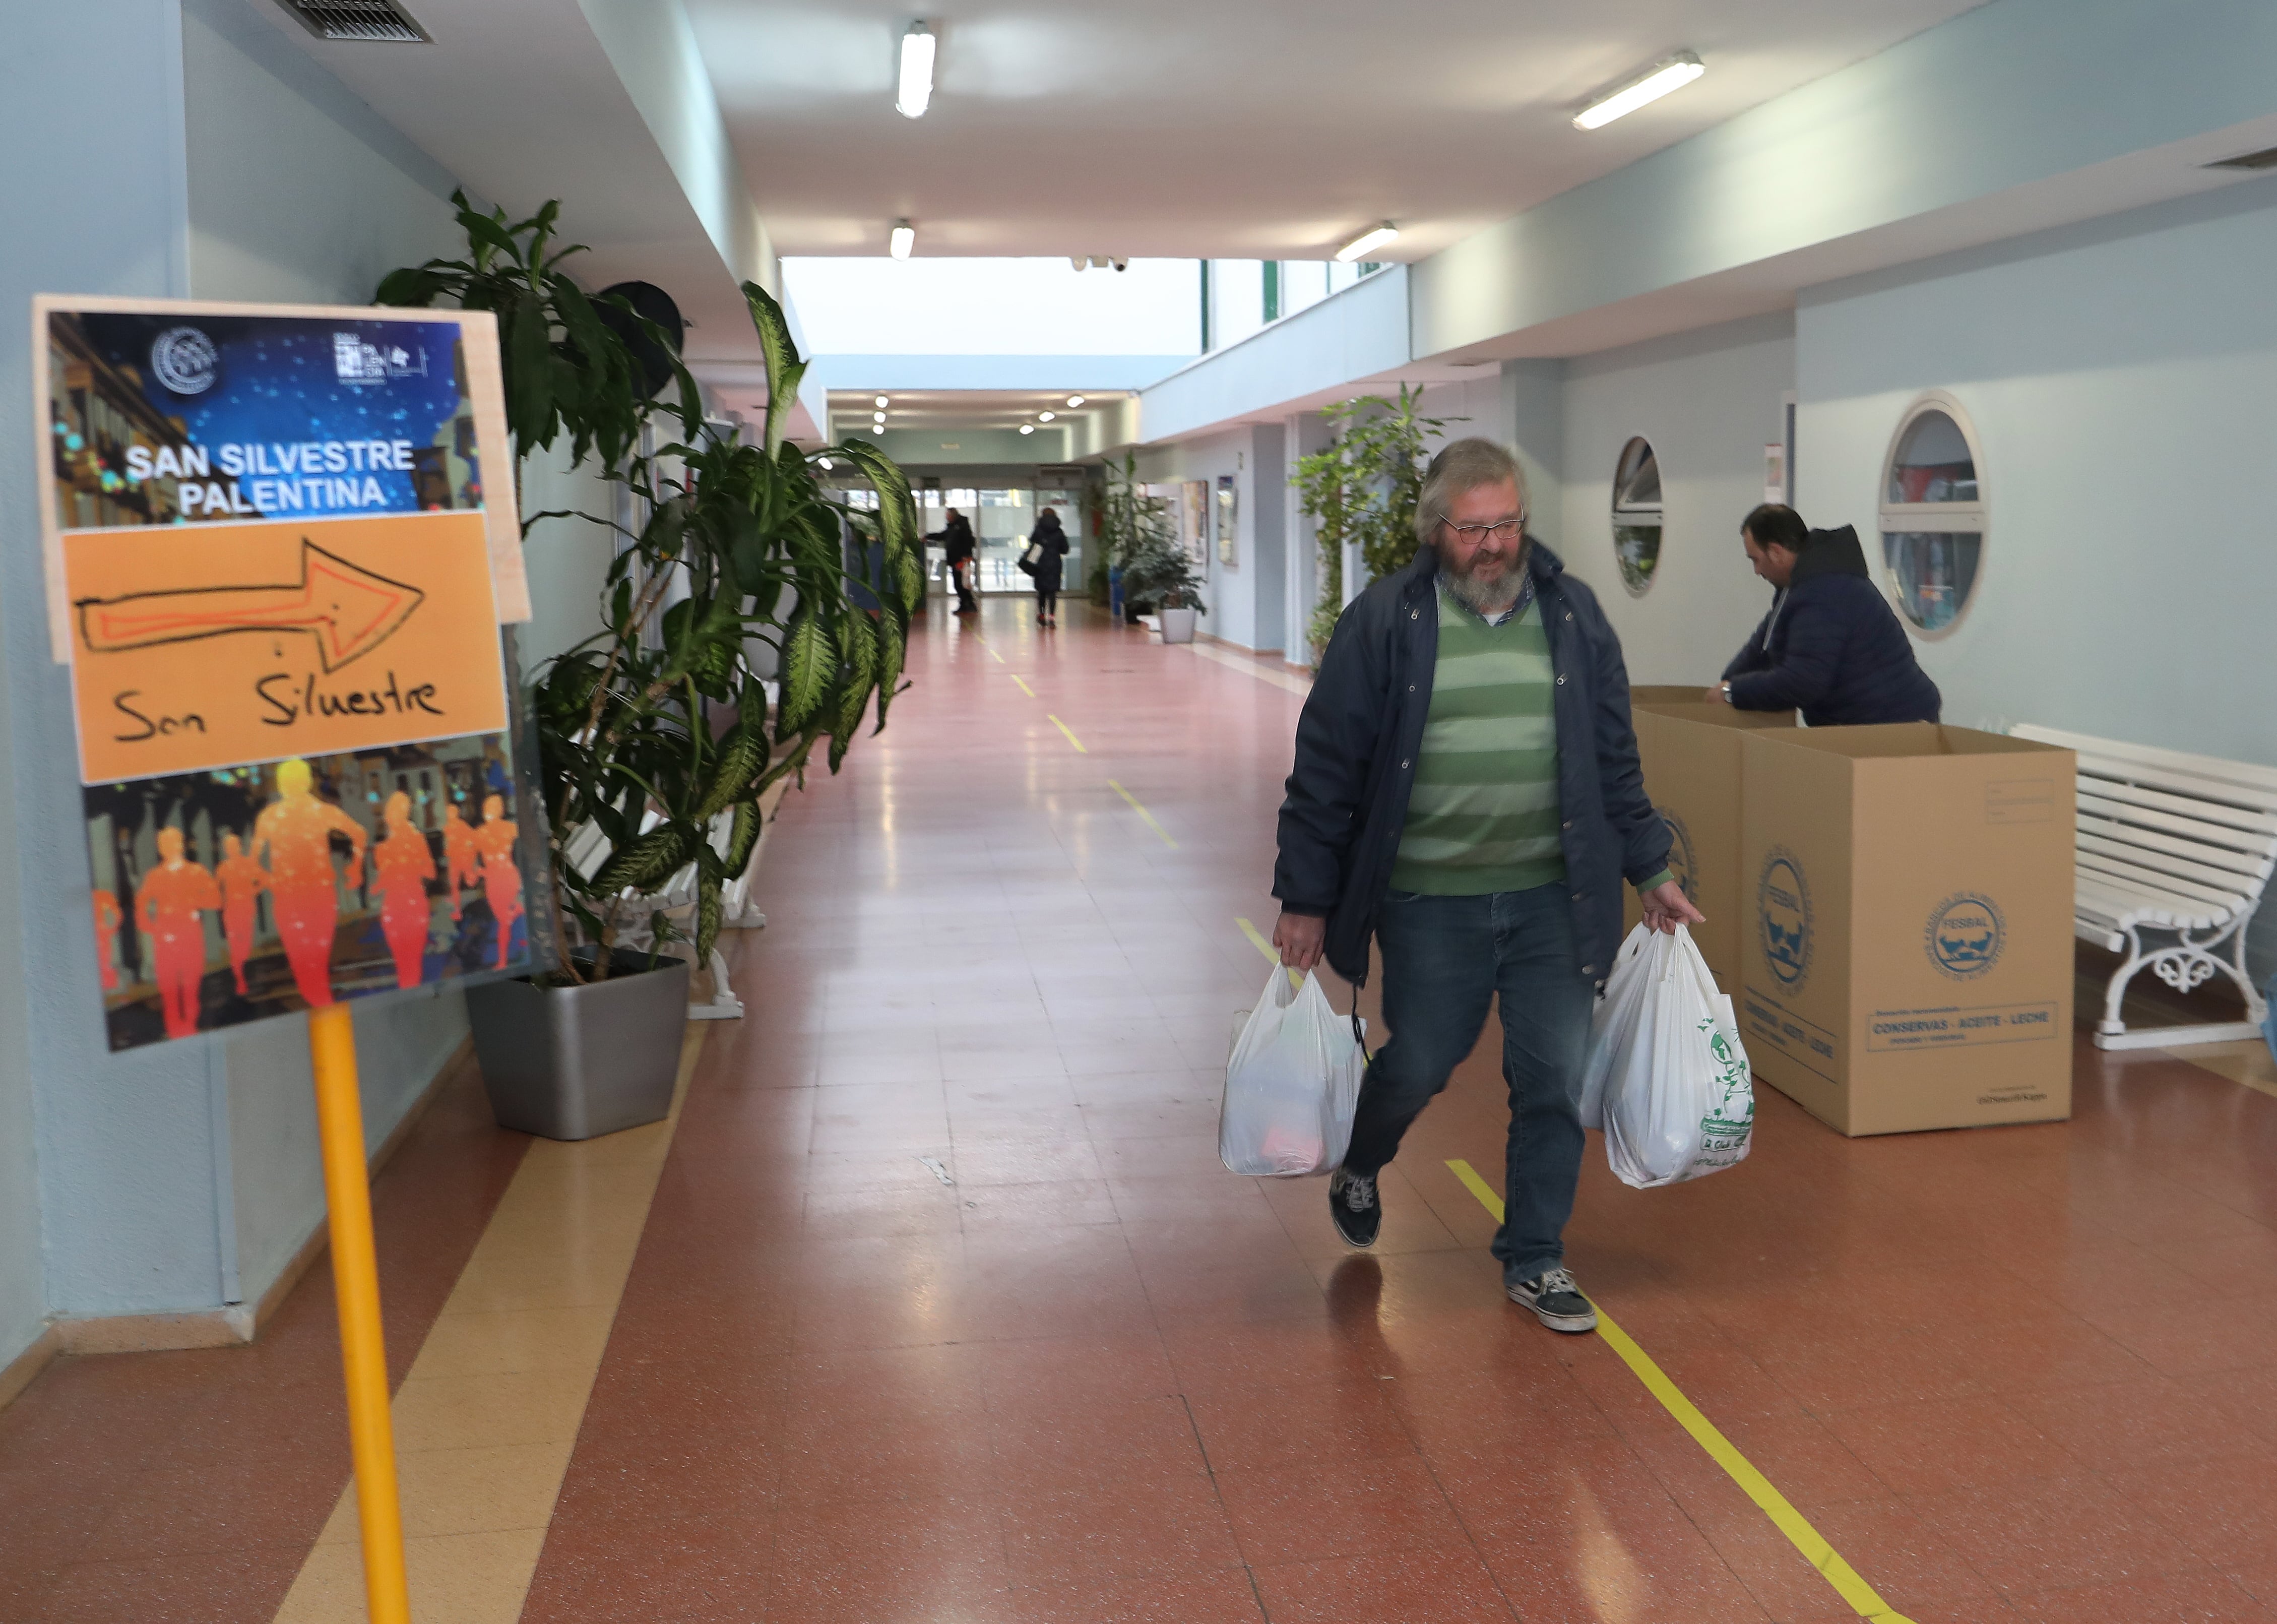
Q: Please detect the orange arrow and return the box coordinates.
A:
[76,538,424,673]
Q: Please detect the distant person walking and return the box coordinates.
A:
[1028,506,1069,628]
[1707,504,1941,725]
[929,508,978,613]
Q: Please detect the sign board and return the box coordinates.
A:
[37,297,535,1050]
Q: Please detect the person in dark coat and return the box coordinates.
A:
[1709,504,1941,726]
[1272,439,1699,1334]
[1028,507,1069,627]
[928,509,977,613]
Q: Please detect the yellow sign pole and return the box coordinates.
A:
[308,1003,412,1624]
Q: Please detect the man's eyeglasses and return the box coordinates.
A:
[1438,517,1525,543]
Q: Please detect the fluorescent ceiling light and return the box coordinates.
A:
[1573,51,1704,130]
[897,23,935,118]
[1037,411,1055,422]
[889,219,915,259]
[1019,424,1035,435]
[874,395,889,408]
[1335,222,1397,263]
[1066,395,1085,407]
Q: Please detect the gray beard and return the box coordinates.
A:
[1442,555,1524,618]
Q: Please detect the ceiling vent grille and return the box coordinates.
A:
[276,0,429,42]
[2205,145,2277,171]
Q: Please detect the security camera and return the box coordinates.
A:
[1109,257,1129,272]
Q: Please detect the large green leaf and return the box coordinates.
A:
[873,613,906,732]
[777,609,830,733]
[592,823,694,896]
[694,731,764,821]
[742,281,809,455]
[692,879,719,970]
[724,799,761,876]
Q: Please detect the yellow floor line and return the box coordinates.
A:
[271,1027,710,1624]
[1445,1158,1917,1624]
[1010,673,1035,697]
[1046,713,1087,753]
[1107,779,1177,847]
[1234,916,1302,989]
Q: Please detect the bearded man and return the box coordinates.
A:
[1271,438,1701,1333]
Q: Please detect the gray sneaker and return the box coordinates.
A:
[1506,1265,1598,1333]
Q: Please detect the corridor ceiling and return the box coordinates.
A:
[686,0,1989,260]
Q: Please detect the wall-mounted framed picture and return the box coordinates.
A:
[1182,481,1209,569]
[1215,474,1237,566]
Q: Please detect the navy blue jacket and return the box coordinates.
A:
[1722,526,1941,727]
[1273,541,1671,988]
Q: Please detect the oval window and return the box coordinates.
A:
[1878,396,1985,635]
[1611,435,1662,596]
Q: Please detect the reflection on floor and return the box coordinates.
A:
[5,597,2277,1623]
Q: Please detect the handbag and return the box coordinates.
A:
[1018,540,1043,577]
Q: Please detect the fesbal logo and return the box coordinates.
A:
[1757,847,1813,991]
[150,327,219,396]
[1926,892,2005,980]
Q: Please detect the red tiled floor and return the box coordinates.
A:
[14,600,2277,1620]
[0,1053,526,1620]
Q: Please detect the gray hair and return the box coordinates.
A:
[1414,438,1529,547]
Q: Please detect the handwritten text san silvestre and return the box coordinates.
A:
[106,669,446,742]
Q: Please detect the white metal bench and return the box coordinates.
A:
[2012,724,2275,1050]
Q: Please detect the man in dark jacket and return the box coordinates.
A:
[1709,505,1940,725]
[929,508,977,613]
[1272,439,1700,1334]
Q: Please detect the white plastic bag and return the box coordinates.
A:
[1583,924,1754,1190]
[1220,966,1365,1177]
[1577,927,1656,1132]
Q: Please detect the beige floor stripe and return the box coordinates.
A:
[1179,637,1312,695]
[271,1024,709,1624]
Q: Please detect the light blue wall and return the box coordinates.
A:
[0,0,499,1348]
[1411,0,2277,359]
[1142,268,1411,445]
[179,0,489,1314]
[1798,185,2277,974]
[1559,314,1796,687]
[1132,428,1278,650]
[0,0,198,1352]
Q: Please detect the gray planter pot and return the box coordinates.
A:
[1159,606,1198,644]
[466,951,690,1141]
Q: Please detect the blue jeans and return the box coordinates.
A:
[1343,884,1595,1281]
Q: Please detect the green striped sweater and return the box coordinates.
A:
[1390,586,1569,895]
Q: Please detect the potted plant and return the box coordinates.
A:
[1099,454,1205,642]
[379,200,919,1138]
[1291,385,1453,659]
[1130,537,1206,644]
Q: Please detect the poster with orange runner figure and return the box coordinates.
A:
[42,297,539,1050]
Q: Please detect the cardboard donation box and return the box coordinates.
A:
[1629,685,1712,710]
[1737,725,2076,1137]
[1623,698,1796,994]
